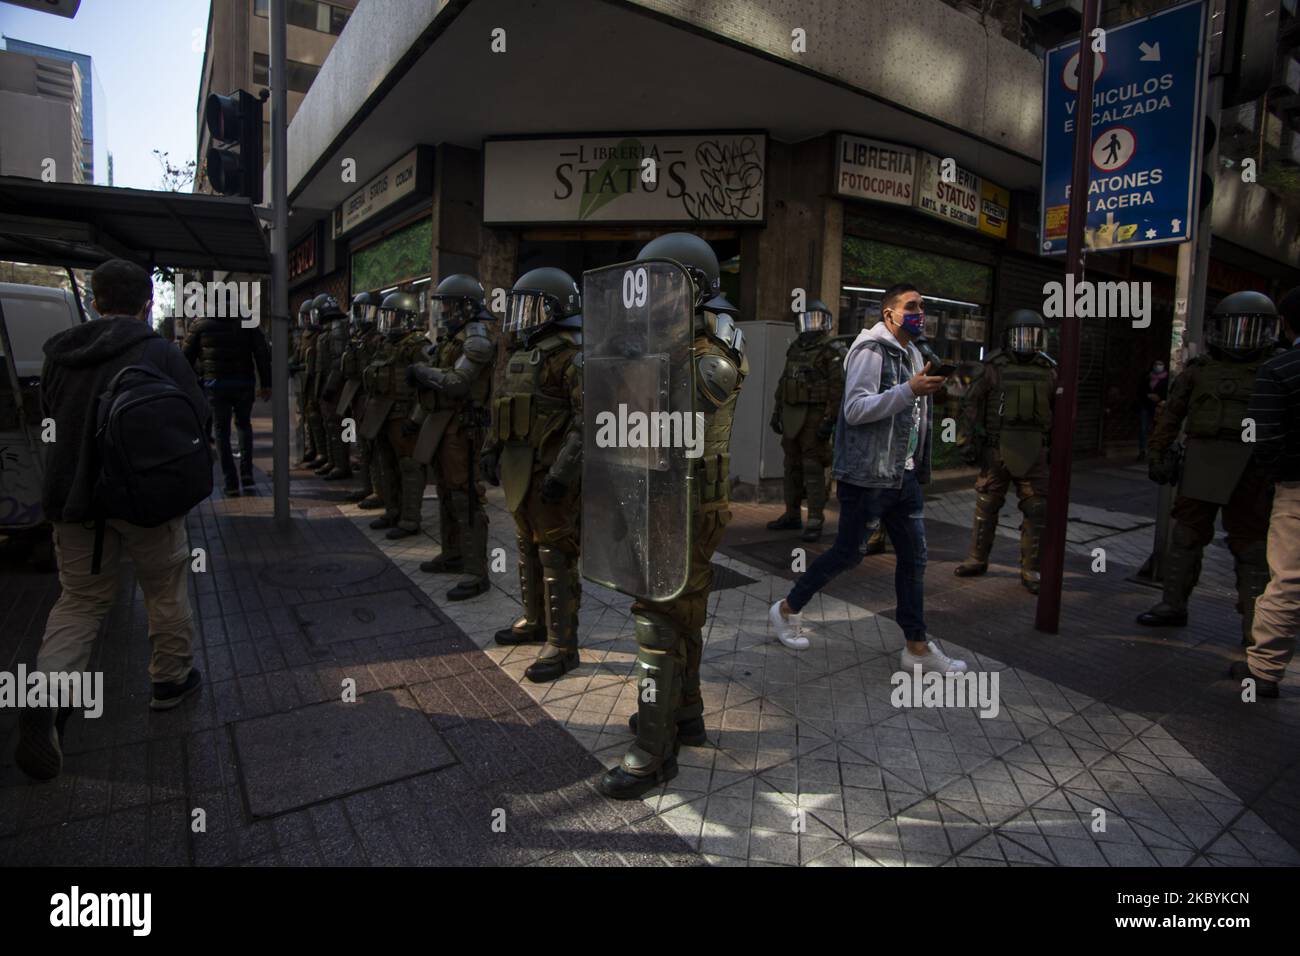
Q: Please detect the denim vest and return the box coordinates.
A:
[831,337,932,488]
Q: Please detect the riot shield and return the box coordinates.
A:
[581,259,695,601]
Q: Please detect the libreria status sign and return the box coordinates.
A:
[1040,0,1207,254]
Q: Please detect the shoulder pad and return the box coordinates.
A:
[463,321,490,339]
[828,339,849,359]
[988,349,1009,362]
[697,352,741,407]
[461,327,495,364]
[572,350,584,370]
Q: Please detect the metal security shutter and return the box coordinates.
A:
[993,254,1103,456]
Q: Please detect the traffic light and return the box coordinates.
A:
[204,90,264,203]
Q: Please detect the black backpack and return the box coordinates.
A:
[90,338,212,572]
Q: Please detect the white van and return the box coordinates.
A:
[0,282,85,552]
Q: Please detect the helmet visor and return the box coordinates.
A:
[377,307,414,335]
[351,302,379,328]
[505,291,553,335]
[1211,314,1277,354]
[430,297,463,336]
[1007,327,1043,354]
[796,310,832,334]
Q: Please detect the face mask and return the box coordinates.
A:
[1153,364,1165,374]
[893,309,925,336]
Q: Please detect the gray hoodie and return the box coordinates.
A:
[831,321,932,487]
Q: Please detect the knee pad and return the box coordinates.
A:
[1020,495,1047,522]
[632,609,679,651]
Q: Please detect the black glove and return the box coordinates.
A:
[400,420,420,438]
[540,475,567,504]
[770,411,783,435]
[480,450,501,487]
[405,365,420,387]
[1148,453,1173,485]
[960,442,980,466]
[815,419,834,441]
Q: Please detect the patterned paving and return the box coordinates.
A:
[360,486,1299,867]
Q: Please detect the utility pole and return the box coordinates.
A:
[269,0,290,528]
[1035,0,1103,634]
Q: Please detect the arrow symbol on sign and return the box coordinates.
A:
[1171,218,1182,232]
[1139,41,1161,61]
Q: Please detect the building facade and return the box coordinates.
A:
[272,0,1300,481]
[0,48,83,184]
[0,35,104,183]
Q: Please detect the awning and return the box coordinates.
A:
[0,176,271,273]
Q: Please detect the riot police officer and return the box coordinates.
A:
[361,291,430,539]
[482,268,584,683]
[342,292,386,508]
[311,293,353,480]
[587,232,748,801]
[293,299,321,466]
[1139,291,1281,645]
[767,300,847,542]
[408,275,498,601]
[954,310,1057,593]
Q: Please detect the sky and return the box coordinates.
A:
[0,0,213,190]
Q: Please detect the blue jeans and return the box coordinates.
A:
[786,471,928,641]
[207,382,255,489]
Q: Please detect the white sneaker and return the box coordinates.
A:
[769,600,809,650]
[900,640,967,674]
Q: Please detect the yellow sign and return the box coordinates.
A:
[978,180,1010,240]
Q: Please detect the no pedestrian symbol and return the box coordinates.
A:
[1040,0,1207,254]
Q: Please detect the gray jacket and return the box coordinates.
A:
[831,321,932,487]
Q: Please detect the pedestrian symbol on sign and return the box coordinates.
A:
[1092,127,1135,171]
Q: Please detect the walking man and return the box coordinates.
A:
[769,284,965,675]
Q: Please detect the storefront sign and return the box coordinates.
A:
[288,226,319,285]
[834,134,916,207]
[483,133,766,224]
[333,146,433,239]
[914,152,982,230]
[978,181,1010,240]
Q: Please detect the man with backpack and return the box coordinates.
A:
[14,259,210,782]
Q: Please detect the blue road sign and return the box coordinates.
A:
[1040,0,1207,255]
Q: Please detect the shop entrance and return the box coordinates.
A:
[516,228,741,304]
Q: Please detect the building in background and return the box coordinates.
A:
[0,47,83,184]
[194,0,358,196]
[0,35,106,183]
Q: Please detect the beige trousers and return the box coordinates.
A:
[37,518,195,684]
[1248,482,1300,684]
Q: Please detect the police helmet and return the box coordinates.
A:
[504,268,581,337]
[1208,291,1278,359]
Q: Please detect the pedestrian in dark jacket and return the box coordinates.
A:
[1136,358,1169,461]
[16,259,207,782]
[1234,286,1300,698]
[183,313,271,494]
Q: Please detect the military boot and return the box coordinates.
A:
[525,546,580,683]
[385,457,424,539]
[1137,525,1202,627]
[446,493,490,601]
[955,493,1001,577]
[309,420,331,472]
[801,458,827,542]
[1019,495,1046,594]
[495,537,545,645]
[629,624,707,745]
[600,609,681,800]
[1236,541,1271,648]
[323,428,353,481]
[421,493,463,573]
[359,454,386,508]
[767,473,804,530]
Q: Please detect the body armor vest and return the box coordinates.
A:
[494,329,580,470]
[984,353,1054,437]
[694,326,747,509]
[300,328,319,383]
[427,324,494,411]
[779,334,838,405]
[1184,355,1266,440]
[362,332,428,415]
